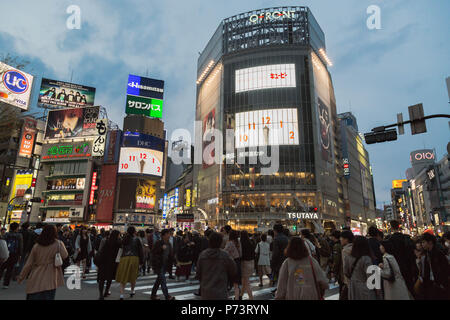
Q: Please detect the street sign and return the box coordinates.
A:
[408,103,427,135]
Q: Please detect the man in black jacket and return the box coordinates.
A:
[421,233,450,300]
[0,223,23,289]
[270,224,288,294]
[150,229,175,300]
[367,226,383,265]
[385,220,417,295]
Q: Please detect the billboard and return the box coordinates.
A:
[202,109,215,168]
[235,108,299,148]
[92,119,107,157]
[44,106,99,139]
[118,147,163,177]
[392,179,407,189]
[18,118,37,158]
[8,170,33,205]
[104,130,121,163]
[136,179,157,210]
[410,149,435,164]
[125,94,163,118]
[0,62,34,110]
[126,74,164,118]
[96,164,118,222]
[235,64,296,93]
[41,140,92,161]
[318,98,332,162]
[122,131,165,151]
[38,78,95,108]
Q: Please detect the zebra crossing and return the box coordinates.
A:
[64,265,339,300]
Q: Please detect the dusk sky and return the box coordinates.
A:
[1,0,449,207]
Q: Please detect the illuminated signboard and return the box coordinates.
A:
[186,189,191,207]
[235,64,296,93]
[122,132,165,151]
[392,179,407,189]
[163,193,168,218]
[0,61,34,111]
[118,147,163,177]
[42,141,92,161]
[136,179,157,210]
[18,118,37,158]
[92,118,107,157]
[38,78,96,109]
[410,150,435,163]
[249,10,296,23]
[89,172,98,205]
[235,108,299,148]
[125,95,163,118]
[343,158,350,177]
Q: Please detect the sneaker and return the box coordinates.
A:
[150,295,160,300]
[167,296,176,300]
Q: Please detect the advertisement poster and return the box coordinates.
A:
[8,170,33,209]
[96,164,118,222]
[235,64,296,93]
[118,147,163,177]
[202,109,215,168]
[44,106,99,139]
[122,131,165,151]
[18,118,37,158]
[92,118,107,157]
[38,78,96,108]
[0,62,34,111]
[318,98,331,162]
[125,74,164,118]
[125,94,163,118]
[136,179,157,209]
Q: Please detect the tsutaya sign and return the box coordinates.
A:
[249,10,296,23]
[287,212,320,220]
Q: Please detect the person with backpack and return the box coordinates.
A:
[275,237,329,300]
[0,222,23,289]
[379,240,411,300]
[343,236,377,300]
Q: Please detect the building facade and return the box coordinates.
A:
[193,7,343,232]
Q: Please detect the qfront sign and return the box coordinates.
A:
[249,10,296,23]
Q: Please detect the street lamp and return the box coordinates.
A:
[3,187,33,226]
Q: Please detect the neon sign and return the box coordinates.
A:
[43,142,91,160]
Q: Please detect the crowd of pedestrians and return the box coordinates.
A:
[0,220,449,300]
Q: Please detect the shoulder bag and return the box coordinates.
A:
[309,256,324,300]
[55,240,63,267]
[381,256,396,282]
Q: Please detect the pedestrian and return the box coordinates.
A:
[330,230,343,288]
[146,228,154,273]
[196,231,237,300]
[137,230,149,276]
[221,225,232,249]
[86,227,97,274]
[339,230,354,300]
[343,236,376,300]
[240,230,255,300]
[224,230,242,299]
[96,229,121,300]
[270,224,289,293]
[316,232,332,270]
[0,227,6,239]
[150,229,175,300]
[19,222,34,273]
[267,230,274,245]
[175,233,194,282]
[420,232,449,300]
[17,225,68,300]
[116,226,143,300]
[191,231,202,273]
[73,226,92,279]
[255,234,271,287]
[379,240,411,300]
[168,228,176,279]
[413,239,426,299]
[367,226,383,265]
[0,222,23,289]
[275,237,329,300]
[300,229,318,260]
[60,227,74,274]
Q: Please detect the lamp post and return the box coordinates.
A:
[2,187,32,227]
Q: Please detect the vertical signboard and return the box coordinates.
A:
[89,172,98,205]
[18,118,37,158]
[92,118,107,157]
[96,164,118,222]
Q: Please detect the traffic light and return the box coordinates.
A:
[364,128,397,144]
[293,225,297,231]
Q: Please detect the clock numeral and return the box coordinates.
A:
[129,156,135,161]
[121,163,128,169]
[290,131,295,139]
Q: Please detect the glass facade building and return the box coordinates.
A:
[194,7,343,231]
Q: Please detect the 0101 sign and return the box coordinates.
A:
[118,147,163,177]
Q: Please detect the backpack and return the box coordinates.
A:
[6,234,19,255]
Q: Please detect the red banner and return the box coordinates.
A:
[18,118,37,158]
[96,164,118,222]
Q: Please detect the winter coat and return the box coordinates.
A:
[255,241,270,266]
[97,238,121,281]
[4,232,23,257]
[152,240,173,273]
[196,248,237,300]
[344,255,377,300]
[271,233,289,271]
[380,253,411,300]
[73,234,92,260]
[422,246,450,300]
[331,241,343,284]
[341,243,353,285]
[275,257,329,300]
[18,240,68,294]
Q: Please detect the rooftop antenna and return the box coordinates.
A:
[70,69,74,82]
[146,68,149,77]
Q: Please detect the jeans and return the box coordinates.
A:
[0,253,20,286]
[151,267,169,299]
[27,289,56,300]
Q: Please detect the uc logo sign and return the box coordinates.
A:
[3,70,29,94]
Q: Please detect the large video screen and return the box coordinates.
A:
[38,78,96,108]
[44,106,99,140]
[235,108,299,148]
[118,147,163,177]
[235,64,296,93]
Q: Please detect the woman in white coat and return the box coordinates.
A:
[379,240,411,300]
[255,234,271,287]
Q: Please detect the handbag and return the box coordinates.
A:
[55,241,63,267]
[115,248,122,263]
[381,256,395,282]
[309,255,324,300]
